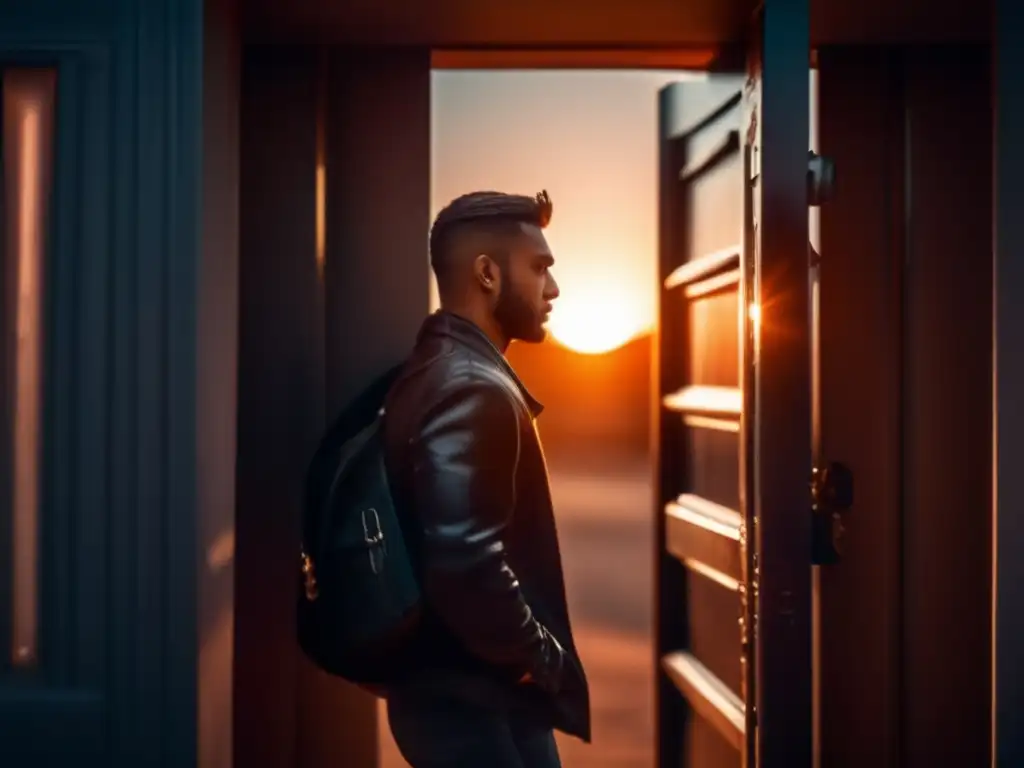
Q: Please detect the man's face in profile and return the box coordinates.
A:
[494,223,560,343]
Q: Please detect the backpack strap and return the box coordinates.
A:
[314,412,384,568]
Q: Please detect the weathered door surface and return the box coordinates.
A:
[654,2,814,766]
[1,2,209,765]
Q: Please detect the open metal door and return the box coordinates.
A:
[654,2,819,766]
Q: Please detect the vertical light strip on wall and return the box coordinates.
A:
[4,68,55,669]
[314,51,327,279]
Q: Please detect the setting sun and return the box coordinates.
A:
[546,286,650,355]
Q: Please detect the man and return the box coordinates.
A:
[382,190,590,767]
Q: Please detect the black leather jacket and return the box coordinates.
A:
[383,310,590,741]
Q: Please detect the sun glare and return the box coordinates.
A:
[546,287,650,355]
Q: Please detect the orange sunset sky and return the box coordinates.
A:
[430,70,698,354]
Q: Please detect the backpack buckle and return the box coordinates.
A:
[361,508,387,574]
[300,551,319,601]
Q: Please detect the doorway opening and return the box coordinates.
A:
[377,65,692,768]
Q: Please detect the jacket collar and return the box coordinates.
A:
[417,310,544,417]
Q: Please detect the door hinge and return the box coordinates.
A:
[807,151,836,206]
[810,461,854,565]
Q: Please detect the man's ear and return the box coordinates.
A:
[473,254,500,294]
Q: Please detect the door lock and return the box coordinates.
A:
[810,461,854,565]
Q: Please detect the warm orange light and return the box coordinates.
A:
[13,100,42,669]
[5,68,55,669]
[315,161,326,276]
[546,284,650,355]
[748,301,762,330]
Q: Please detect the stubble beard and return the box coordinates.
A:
[494,285,546,344]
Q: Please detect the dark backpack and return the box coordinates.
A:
[297,363,422,684]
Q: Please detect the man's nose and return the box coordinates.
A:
[545,275,560,300]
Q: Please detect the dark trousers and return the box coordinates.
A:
[386,690,562,768]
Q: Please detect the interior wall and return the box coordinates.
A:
[237,44,430,768]
[199,0,240,765]
[236,45,321,768]
[901,44,992,767]
[298,47,431,768]
[819,43,993,768]
[322,49,431,411]
[817,46,904,768]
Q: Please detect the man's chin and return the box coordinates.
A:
[517,325,548,344]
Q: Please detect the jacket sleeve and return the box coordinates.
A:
[410,377,564,692]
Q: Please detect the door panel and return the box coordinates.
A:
[656,72,748,768]
[688,290,740,386]
[686,576,744,693]
[686,713,744,768]
[1,2,210,764]
[655,2,812,766]
[686,429,742,511]
[0,50,113,765]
